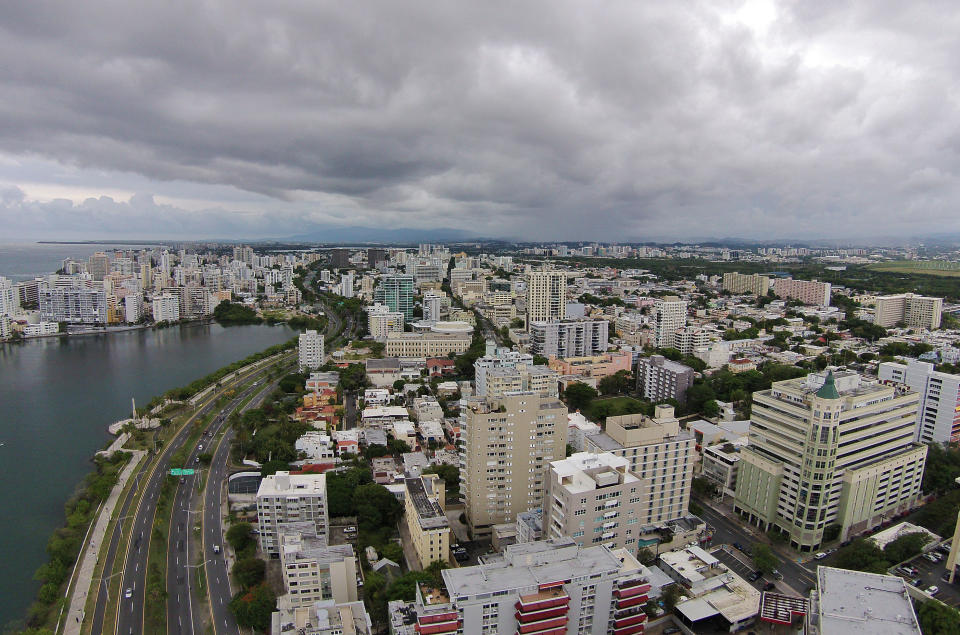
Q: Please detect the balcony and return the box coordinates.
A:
[516,588,570,612]
[615,595,647,609]
[515,606,569,623]
[613,613,647,628]
[614,583,651,599]
[516,616,569,634]
[611,624,646,635]
[415,618,461,635]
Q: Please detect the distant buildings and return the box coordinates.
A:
[257,471,329,555]
[772,277,831,306]
[374,274,415,320]
[547,350,632,380]
[635,355,695,404]
[529,318,608,358]
[0,276,19,316]
[873,293,943,329]
[525,269,567,325]
[151,293,180,322]
[722,271,770,296]
[879,359,960,444]
[653,296,687,348]
[734,371,926,550]
[462,392,567,538]
[299,329,325,371]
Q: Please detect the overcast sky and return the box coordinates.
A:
[1,1,959,243]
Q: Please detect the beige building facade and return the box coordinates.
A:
[722,272,771,296]
[404,474,451,568]
[384,332,471,357]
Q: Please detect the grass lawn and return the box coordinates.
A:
[866,262,960,277]
[584,396,650,422]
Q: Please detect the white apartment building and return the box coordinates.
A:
[0,276,20,316]
[525,269,567,325]
[257,471,329,555]
[124,294,143,323]
[295,431,335,462]
[584,406,694,528]
[635,355,695,404]
[462,392,567,538]
[529,319,608,358]
[773,277,832,306]
[298,329,325,371]
[873,293,943,329]
[367,303,404,340]
[567,412,601,452]
[653,297,687,349]
[412,538,651,635]
[279,529,358,607]
[272,600,372,635]
[152,293,180,322]
[40,284,108,324]
[422,291,442,322]
[673,325,709,356]
[734,371,926,550]
[474,350,534,396]
[484,365,559,399]
[542,452,647,553]
[879,359,960,444]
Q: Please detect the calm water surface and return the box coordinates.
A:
[0,322,294,628]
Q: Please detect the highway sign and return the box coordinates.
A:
[170,468,196,476]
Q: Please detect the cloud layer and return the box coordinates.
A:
[1,1,959,241]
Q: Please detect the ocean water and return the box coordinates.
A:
[0,242,154,281]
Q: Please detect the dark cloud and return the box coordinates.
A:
[0,1,959,241]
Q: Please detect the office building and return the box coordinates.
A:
[279,530,358,607]
[40,285,108,324]
[635,355,695,404]
[257,471,329,555]
[525,269,567,325]
[411,538,650,635]
[734,371,926,550]
[299,330,325,371]
[271,599,372,635]
[374,274,415,320]
[404,475,451,569]
[151,294,180,322]
[0,276,19,316]
[879,359,960,444]
[653,297,687,349]
[462,392,567,538]
[722,272,771,296]
[384,332,470,358]
[873,293,943,329]
[772,278,832,306]
[806,566,921,635]
[529,319,608,358]
[542,452,648,553]
[330,249,351,269]
[584,407,694,528]
[413,262,443,284]
[367,303,405,340]
[367,248,387,268]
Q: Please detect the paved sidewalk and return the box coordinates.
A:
[63,449,146,635]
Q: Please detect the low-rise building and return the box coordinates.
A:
[272,599,372,635]
[806,566,921,635]
[279,529,359,607]
[384,332,471,358]
[567,411,601,452]
[547,350,632,379]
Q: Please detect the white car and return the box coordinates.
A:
[926,585,939,596]
[213,544,220,554]
[814,552,827,560]
[124,588,133,599]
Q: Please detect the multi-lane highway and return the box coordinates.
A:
[105,355,290,635]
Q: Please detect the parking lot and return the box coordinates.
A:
[711,546,789,595]
[891,547,960,607]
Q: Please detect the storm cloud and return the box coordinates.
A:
[1,1,959,241]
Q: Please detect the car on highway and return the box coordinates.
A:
[771,569,783,580]
[124,588,133,599]
[213,544,220,554]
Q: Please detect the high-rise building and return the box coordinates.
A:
[151,294,180,322]
[408,538,651,635]
[772,278,831,306]
[330,249,351,269]
[542,452,646,553]
[879,360,960,444]
[584,406,694,527]
[529,319,608,358]
[873,293,943,329]
[413,262,442,283]
[299,330,325,371]
[673,325,709,356]
[0,276,19,316]
[367,303,404,341]
[635,355,695,404]
[257,471,329,555]
[462,392,567,538]
[374,274,414,320]
[367,248,387,268]
[422,291,442,322]
[722,272,770,296]
[124,294,143,323]
[652,297,687,349]
[40,285,108,324]
[87,252,110,281]
[734,371,926,550]
[484,365,558,399]
[474,350,534,397]
[525,269,567,326]
[338,272,354,298]
[404,475,451,569]
[278,530,358,607]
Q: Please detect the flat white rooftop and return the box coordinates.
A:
[815,566,921,635]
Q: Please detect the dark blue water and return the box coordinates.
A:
[0,322,294,627]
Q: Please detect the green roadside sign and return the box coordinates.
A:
[170,468,196,476]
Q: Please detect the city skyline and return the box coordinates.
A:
[2,2,960,243]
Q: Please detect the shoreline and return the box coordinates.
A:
[4,317,291,343]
